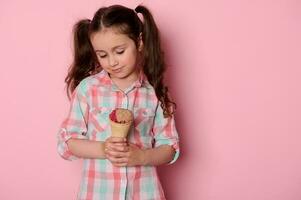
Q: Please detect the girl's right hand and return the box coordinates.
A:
[104,137,128,159]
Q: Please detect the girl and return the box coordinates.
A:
[57,4,180,200]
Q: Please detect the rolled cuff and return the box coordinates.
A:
[57,128,87,161]
[154,139,180,165]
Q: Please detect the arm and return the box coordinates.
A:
[142,144,176,166]
[105,102,179,167]
[67,137,127,160]
[105,143,175,167]
[57,81,96,161]
[66,138,106,159]
[151,103,180,165]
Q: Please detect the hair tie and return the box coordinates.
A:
[134,9,143,23]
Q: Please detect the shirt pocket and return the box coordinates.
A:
[133,108,155,137]
[89,106,112,133]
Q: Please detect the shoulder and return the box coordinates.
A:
[77,70,108,92]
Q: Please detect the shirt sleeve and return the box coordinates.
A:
[56,82,89,161]
[152,102,180,165]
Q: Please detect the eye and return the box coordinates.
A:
[98,54,106,58]
[116,50,125,54]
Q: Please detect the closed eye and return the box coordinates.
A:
[116,50,124,54]
[98,54,107,58]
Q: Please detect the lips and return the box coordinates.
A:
[112,67,123,73]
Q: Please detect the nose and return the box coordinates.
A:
[109,55,118,67]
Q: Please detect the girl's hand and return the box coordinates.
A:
[104,137,128,157]
[105,143,145,167]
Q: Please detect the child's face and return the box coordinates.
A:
[90,28,141,80]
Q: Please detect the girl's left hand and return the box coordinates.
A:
[105,143,145,167]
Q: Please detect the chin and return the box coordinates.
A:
[112,72,129,79]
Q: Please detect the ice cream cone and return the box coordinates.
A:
[110,120,132,137]
[109,108,133,138]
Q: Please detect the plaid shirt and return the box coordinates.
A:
[57,70,180,200]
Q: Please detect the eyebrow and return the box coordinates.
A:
[95,44,126,53]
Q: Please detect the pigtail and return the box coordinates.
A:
[135,5,176,117]
[65,19,99,100]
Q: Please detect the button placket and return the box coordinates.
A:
[119,167,128,200]
[119,91,128,109]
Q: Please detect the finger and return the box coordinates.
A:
[110,137,127,143]
[105,149,128,158]
[105,139,126,147]
[110,144,129,152]
[113,143,128,149]
[106,142,128,152]
[104,141,115,151]
[128,143,138,147]
[114,142,128,146]
[105,138,125,146]
[107,155,128,164]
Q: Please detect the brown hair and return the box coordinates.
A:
[65,5,176,117]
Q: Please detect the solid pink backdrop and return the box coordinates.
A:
[0,0,300,199]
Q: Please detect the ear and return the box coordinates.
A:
[138,32,143,52]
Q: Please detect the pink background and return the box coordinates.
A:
[0,0,300,199]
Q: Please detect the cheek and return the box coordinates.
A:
[98,59,109,69]
[122,50,137,64]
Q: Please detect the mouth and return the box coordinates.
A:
[112,67,123,73]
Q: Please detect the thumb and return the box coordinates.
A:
[128,143,140,149]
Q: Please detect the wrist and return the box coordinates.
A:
[140,148,148,166]
[98,142,106,159]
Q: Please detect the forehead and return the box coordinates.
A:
[90,28,133,51]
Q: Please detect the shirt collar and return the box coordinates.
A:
[99,69,152,90]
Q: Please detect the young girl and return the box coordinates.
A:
[57,4,180,200]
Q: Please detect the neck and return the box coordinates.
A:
[110,68,141,91]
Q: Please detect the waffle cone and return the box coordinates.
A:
[110,119,132,138]
[109,108,133,138]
